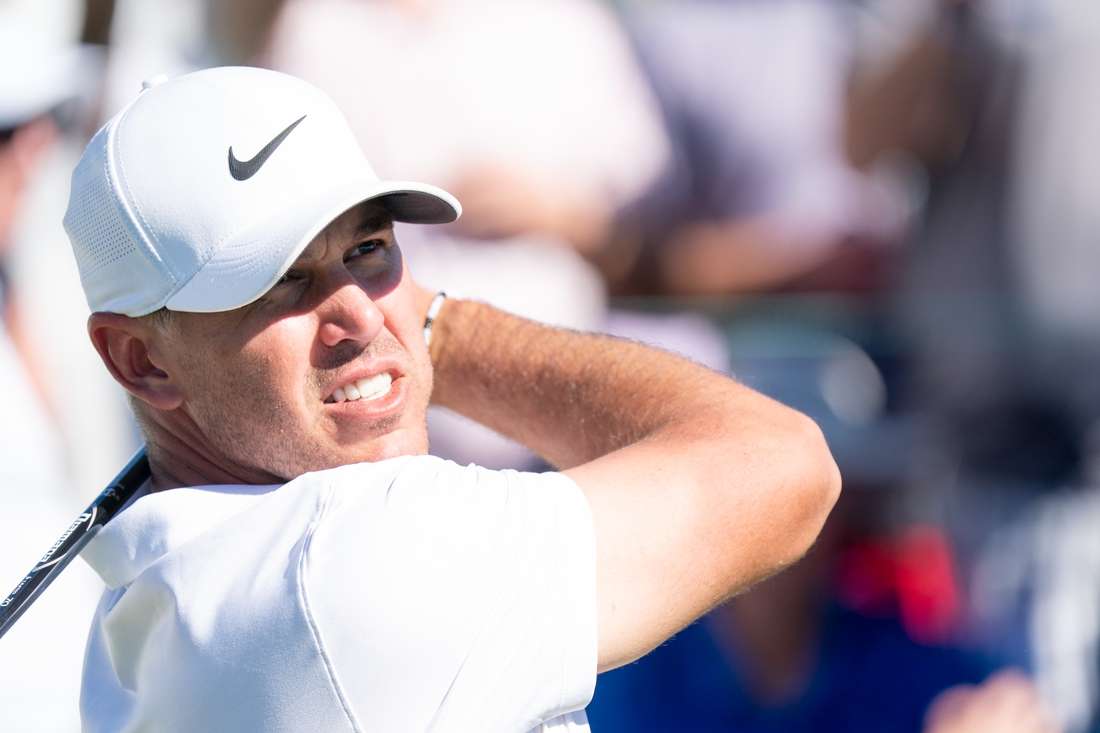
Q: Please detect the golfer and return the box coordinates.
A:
[68,67,839,733]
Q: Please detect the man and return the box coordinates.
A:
[68,67,839,732]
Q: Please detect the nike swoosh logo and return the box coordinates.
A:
[227,115,306,181]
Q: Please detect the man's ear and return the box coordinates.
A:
[88,312,184,410]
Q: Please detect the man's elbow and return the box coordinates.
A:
[775,412,842,567]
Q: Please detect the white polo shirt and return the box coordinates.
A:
[79,456,597,733]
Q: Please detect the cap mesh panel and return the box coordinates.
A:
[64,145,137,278]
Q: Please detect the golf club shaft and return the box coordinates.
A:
[0,447,150,640]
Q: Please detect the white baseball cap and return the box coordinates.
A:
[64,66,461,316]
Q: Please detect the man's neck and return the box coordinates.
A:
[141,409,284,491]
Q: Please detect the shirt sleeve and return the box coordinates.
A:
[301,457,598,733]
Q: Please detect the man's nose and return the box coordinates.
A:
[317,280,385,347]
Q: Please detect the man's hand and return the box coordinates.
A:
[428,299,841,671]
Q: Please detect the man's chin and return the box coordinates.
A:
[353,430,431,464]
[255,417,430,480]
[315,427,431,473]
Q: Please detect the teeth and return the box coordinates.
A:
[327,373,393,404]
[356,373,393,401]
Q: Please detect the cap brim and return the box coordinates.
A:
[165,179,460,313]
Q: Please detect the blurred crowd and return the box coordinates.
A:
[3,0,1100,730]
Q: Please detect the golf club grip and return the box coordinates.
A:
[0,448,150,640]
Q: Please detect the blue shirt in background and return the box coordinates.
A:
[587,607,993,733]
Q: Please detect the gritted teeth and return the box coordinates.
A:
[325,372,393,404]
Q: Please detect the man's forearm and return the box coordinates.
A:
[428,298,721,469]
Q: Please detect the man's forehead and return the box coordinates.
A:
[333,200,395,236]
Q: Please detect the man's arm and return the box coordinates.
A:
[427,297,841,673]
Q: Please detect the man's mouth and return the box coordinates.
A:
[325,372,394,404]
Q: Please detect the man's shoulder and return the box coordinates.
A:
[305,455,588,535]
[314,455,578,492]
[313,456,584,515]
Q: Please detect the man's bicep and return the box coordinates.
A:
[564,416,835,674]
[564,442,741,673]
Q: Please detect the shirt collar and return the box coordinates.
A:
[80,483,280,589]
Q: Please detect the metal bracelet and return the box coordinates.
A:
[423,291,447,347]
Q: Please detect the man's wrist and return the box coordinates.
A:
[425,293,469,375]
[422,291,447,347]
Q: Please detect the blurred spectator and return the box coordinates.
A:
[7,0,139,501]
[847,0,1019,446]
[1007,0,1100,346]
[96,0,283,120]
[0,23,71,478]
[265,0,670,468]
[995,0,1100,504]
[0,13,109,731]
[972,487,1100,733]
[587,492,1052,733]
[848,1,1100,729]
[97,0,218,118]
[846,0,1025,672]
[604,0,908,297]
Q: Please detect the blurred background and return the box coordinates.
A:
[2,0,1100,730]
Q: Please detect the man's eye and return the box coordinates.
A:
[350,240,382,258]
[274,270,310,291]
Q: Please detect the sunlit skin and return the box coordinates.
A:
[89,201,435,490]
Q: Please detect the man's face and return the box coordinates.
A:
[157,201,432,480]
